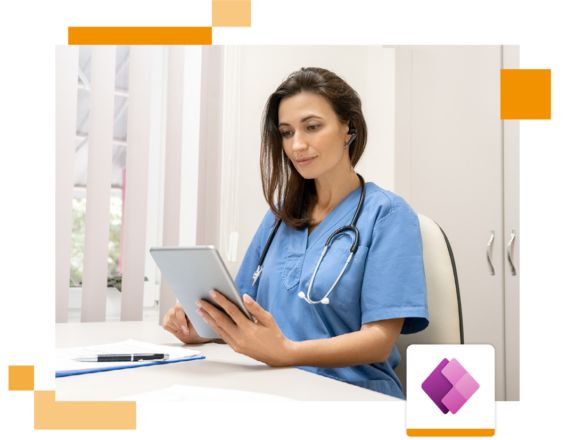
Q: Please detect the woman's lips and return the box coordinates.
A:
[296,156,316,166]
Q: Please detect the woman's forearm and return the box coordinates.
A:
[287,319,404,368]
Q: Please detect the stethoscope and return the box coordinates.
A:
[252,170,366,306]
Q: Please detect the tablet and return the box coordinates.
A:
[150,246,253,339]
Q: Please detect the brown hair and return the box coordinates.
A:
[260,67,368,230]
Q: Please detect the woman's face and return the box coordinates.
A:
[278,92,352,180]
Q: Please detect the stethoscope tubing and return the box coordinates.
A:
[252,174,366,302]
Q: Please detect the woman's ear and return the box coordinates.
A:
[343,120,351,134]
[342,120,351,141]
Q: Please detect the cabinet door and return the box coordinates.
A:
[503,44,521,402]
[395,46,507,400]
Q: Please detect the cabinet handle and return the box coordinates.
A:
[486,230,495,275]
[507,229,517,276]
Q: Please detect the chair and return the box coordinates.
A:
[394,214,464,397]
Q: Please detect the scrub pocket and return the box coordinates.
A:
[281,256,304,290]
[308,236,369,311]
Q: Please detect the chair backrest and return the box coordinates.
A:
[394,213,464,397]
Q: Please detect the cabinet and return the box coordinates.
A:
[394,46,520,401]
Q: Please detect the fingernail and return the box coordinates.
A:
[182,326,189,335]
[243,293,253,304]
[210,290,217,298]
[196,309,203,316]
[203,318,208,323]
[195,301,201,307]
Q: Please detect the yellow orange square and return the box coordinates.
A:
[213,1,251,27]
[9,365,34,391]
[501,69,551,119]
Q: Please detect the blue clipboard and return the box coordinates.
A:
[56,356,206,378]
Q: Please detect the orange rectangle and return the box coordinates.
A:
[34,391,136,430]
[501,69,551,119]
[68,27,212,45]
[407,429,495,437]
[213,1,251,27]
[8,365,34,391]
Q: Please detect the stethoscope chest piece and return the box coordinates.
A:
[298,291,329,304]
[298,247,355,305]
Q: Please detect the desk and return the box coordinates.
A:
[56,321,400,401]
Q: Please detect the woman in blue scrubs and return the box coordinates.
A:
[162,67,428,399]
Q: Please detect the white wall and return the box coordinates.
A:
[219,45,395,278]
[363,46,395,191]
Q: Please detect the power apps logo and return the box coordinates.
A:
[406,345,494,437]
[421,358,479,414]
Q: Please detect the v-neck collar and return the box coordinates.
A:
[304,183,365,252]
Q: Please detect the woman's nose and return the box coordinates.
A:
[292,132,308,151]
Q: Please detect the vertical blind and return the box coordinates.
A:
[55,45,224,323]
[121,46,153,321]
[81,46,117,322]
[158,46,185,321]
[55,46,80,323]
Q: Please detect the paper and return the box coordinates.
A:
[56,339,202,376]
[115,384,295,402]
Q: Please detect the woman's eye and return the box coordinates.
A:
[280,126,319,137]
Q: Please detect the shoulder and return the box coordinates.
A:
[363,182,418,224]
[258,206,280,235]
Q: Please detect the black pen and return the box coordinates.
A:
[72,353,170,362]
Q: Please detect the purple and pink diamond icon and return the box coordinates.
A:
[421,358,480,414]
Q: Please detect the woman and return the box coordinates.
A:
[162,67,428,399]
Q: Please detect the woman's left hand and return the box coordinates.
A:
[196,290,295,367]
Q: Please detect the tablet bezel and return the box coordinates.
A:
[150,246,253,339]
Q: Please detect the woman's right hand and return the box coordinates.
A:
[162,302,213,344]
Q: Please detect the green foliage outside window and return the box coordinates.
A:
[69,195,123,286]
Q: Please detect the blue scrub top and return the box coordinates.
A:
[235,182,429,400]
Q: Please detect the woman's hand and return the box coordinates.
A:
[197,290,295,367]
[162,302,213,344]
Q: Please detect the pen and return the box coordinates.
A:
[72,353,170,362]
